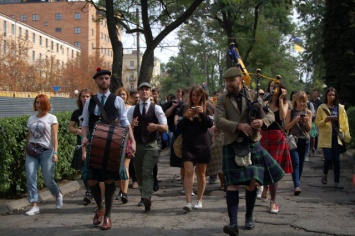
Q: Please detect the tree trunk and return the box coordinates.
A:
[138,48,154,85]
[105,0,123,93]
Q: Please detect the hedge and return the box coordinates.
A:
[0,112,78,198]
[347,106,355,148]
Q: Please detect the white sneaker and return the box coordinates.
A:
[26,206,39,216]
[56,192,63,209]
[191,191,195,196]
[183,202,192,212]
[193,200,203,209]
[257,186,264,199]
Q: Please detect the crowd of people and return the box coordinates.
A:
[23,67,351,235]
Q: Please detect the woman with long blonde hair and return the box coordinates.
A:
[285,91,312,196]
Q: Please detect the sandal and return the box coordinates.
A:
[294,187,302,196]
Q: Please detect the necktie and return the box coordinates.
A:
[235,94,242,111]
[98,95,105,116]
[142,103,147,116]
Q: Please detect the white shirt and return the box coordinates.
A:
[82,91,130,127]
[27,113,58,149]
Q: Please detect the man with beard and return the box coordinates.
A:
[81,68,136,230]
[215,67,284,235]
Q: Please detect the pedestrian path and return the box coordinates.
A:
[0,149,354,236]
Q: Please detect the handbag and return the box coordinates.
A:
[231,137,252,167]
[26,142,44,157]
[173,134,183,158]
[287,134,298,150]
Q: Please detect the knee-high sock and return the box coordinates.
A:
[269,182,278,202]
[104,182,116,218]
[90,183,103,210]
[84,180,91,193]
[245,188,257,218]
[226,190,239,225]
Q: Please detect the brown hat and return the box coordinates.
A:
[93,67,111,79]
[223,67,242,78]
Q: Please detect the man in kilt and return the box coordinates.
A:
[215,67,285,235]
[81,68,136,230]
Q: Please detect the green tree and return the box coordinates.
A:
[88,0,204,92]
[322,0,355,107]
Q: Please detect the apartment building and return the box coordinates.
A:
[123,50,161,90]
[0,12,80,65]
[0,0,114,66]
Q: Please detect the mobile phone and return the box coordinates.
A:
[191,106,196,110]
[300,114,306,117]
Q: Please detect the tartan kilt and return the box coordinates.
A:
[81,145,120,181]
[206,132,223,176]
[71,148,84,170]
[260,129,293,174]
[223,141,285,186]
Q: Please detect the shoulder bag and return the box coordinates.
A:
[322,106,346,154]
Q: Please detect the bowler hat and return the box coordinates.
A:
[93,67,111,79]
[138,82,152,89]
[223,67,242,78]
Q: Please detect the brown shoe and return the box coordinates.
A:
[101,217,112,230]
[93,209,105,226]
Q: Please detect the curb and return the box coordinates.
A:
[0,180,83,215]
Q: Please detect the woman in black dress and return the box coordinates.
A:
[68,88,94,205]
[177,85,214,212]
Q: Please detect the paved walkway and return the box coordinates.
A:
[0,149,354,235]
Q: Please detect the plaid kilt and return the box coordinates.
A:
[81,145,120,181]
[71,147,84,170]
[223,141,285,186]
[206,132,223,176]
[260,129,293,174]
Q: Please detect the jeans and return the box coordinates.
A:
[322,135,341,183]
[26,149,60,203]
[290,138,310,188]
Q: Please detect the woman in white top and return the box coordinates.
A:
[25,94,63,216]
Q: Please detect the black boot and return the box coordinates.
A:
[245,188,256,230]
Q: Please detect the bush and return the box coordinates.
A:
[347,106,355,148]
[0,112,78,198]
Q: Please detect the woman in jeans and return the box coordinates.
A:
[25,94,63,216]
[315,87,351,189]
[285,91,312,196]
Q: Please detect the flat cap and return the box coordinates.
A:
[138,82,152,89]
[223,67,242,78]
[93,67,111,79]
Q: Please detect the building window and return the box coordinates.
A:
[57,43,59,52]
[3,40,6,53]
[11,24,15,35]
[44,22,48,26]
[55,13,62,20]
[74,42,81,48]
[92,29,94,36]
[74,27,81,34]
[39,36,42,45]
[75,12,81,20]
[39,53,42,60]
[51,41,53,50]
[46,38,48,48]
[20,14,27,21]
[32,51,35,61]
[100,32,103,38]
[55,28,62,32]
[32,14,39,21]
[92,43,94,49]
[3,21,6,33]
[25,30,28,40]
[19,27,22,36]
[32,33,35,43]
[130,61,134,68]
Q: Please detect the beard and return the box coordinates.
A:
[98,83,109,91]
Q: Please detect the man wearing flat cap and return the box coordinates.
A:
[215,67,284,235]
[127,82,168,212]
[81,67,136,230]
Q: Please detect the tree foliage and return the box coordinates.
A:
[322,0,355,107]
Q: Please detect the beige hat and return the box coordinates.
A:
[223,67,243,78]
